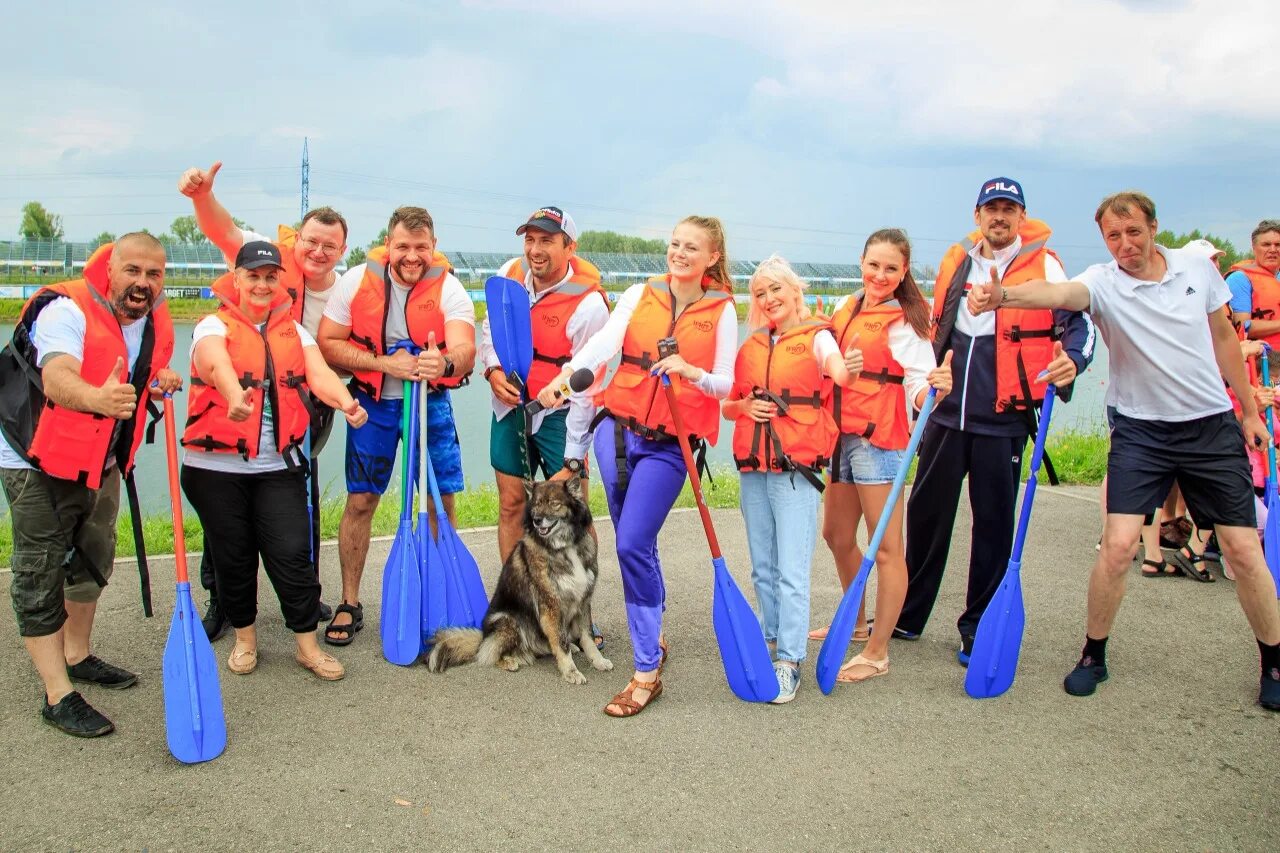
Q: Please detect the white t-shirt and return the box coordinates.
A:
[1078,245,1232,422]
[477,258,611,458]
[181,317,317,474]
[0,297,147,470]
[830,294,936,410]
[239,228,337,338]
[568,282,737,400]
[323,262,475,401]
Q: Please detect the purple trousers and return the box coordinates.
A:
[594,419,688,672]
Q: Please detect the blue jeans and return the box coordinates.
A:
[739,471,821,664]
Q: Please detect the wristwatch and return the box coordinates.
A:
[563,457,586,477]
[483,365,502,381]
[442,356,456,378]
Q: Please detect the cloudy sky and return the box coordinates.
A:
[2,0,1276,273]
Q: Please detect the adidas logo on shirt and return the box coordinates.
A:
[1185,286,1196,295]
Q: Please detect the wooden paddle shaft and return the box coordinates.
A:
[662,378,722,560]
[162,396,190,585]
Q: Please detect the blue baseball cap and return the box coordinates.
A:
[976,177,1026,209]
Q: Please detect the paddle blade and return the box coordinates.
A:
[711,557,778,703]
[484,276,533,382]
[380,519,421,666]
[816,560,873,695]
[419,515,448,641]
[964,561,1026,699]
[1266,487,1280,597]
[438,521,487,630]
[163,582,227,764]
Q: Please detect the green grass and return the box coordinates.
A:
[0,465,746,566]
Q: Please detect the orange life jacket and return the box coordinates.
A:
[731,319,837,487]
[598,276,730,445]
[182,273,313,467]
[829,295,911,450]
[347,245,465,399]
[1233,261,1280,350]
[504,256,608,398]
[273,224,307,324]
[931,219,1062,413]
[20,244,175,488]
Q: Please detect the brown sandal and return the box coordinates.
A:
[603,677,663,718]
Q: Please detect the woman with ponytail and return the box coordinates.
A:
[810,229,952,684]
[538,216,737,717]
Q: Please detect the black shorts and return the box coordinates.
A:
[1106,410,1255,529]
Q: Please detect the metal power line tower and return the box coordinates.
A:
[300,137,310,220]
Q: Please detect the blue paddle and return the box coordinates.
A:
[485,275,536,478]
[378,371,421,666]
[965,385,1057,699]
[413,380,448,646]
[817,388,937,695]
[661,375,777,702]
[485,275,534,384]
[420,392,488,630]
[160,395,227,764]
[1260,349,1280,597]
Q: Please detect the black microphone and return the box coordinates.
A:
[525,367,595,415]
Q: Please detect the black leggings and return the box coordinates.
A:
[181,465,320,633]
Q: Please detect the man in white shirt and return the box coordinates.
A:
[970,190,1280,711]
[316,206,476,646]
[178,161,350,636]
[478,207,609,561]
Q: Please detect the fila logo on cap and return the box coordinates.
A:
[257,249,273,257]
[985,182,1019,196]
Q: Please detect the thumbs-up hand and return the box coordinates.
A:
[178,161,222,198]
[842,333,863,375]
[227,387,255,422]
[812,295,830,321]
[418,331,446,382]
[926,351,954,400]
[97,357,137,420]
[1038,341,1077,387]
[968,266,1002,316]
[342,397,369,428]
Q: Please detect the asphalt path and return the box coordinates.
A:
[1,484,1277,851]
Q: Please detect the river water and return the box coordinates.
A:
[0,323,1110,515]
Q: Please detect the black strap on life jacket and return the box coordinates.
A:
[532,352,571,367]
[859,367,905,386]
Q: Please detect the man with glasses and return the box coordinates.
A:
[178,161,350,637]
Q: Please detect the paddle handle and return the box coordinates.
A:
[418,378,429,510]
[1009,385,1056,565]
[162,396,190,585]
[661,375,721,560]
[863,388,936,560]
[1263,351,1278,488]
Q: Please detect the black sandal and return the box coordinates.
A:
[324,602,364,646]
[1171,546,1215,583]
[1140,558,1177,578]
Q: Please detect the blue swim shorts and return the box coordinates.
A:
[345,388,464,495]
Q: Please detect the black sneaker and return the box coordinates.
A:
[957,635,975,667]
[66,655,138,690]
[1261,666,1280,711]
[41,691,114,738]
[202,597,228,642]
[319,601,334,622]
[1064,655,1109,696]
[866,618,921,640]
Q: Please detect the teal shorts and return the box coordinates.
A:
[490,409,570,478]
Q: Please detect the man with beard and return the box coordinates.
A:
[892,178,1095,665]
[316,206,476,646]
[0,233,181,737]
[968,191,1280,711]
[178,161,351,637]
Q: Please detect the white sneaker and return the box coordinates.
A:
[770,662,800,704]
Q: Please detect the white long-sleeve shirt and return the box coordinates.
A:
[567,283,738,400]
[477,259,611,458]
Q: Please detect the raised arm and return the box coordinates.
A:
[177,161,243,265]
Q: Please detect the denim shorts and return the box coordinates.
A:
[830,433,906,485]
